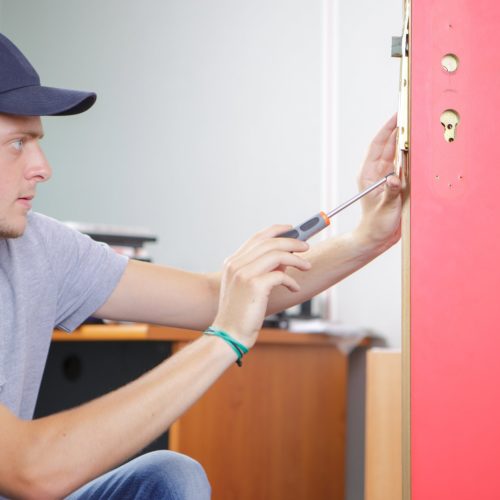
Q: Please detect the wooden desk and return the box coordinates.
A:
[54,324,355,500]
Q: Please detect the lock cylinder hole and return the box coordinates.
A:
[440,109,460,142]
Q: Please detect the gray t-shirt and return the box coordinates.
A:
[0,212,128,420]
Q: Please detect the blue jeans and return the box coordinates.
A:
[66,451,211,499]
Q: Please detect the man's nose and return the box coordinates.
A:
[25,143,52,183]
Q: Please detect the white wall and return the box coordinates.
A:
[0,0,322,268]
[0,0,402,348]
[333,0,402,347]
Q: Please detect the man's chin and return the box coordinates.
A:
[0,217,27,238]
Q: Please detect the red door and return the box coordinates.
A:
[410,0,500,498]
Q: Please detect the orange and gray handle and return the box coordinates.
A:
[277,211,331,241]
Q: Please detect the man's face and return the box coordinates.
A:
[0,113,51,238]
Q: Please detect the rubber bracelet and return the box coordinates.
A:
[204,327,249,367]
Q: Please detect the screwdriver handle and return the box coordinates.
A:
[277,212,330,241]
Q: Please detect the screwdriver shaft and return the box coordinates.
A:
[277,172,395,241]
[326,172,395,219]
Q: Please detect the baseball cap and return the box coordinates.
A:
[0,33,96,116]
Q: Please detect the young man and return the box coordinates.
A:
[0,32,402,499]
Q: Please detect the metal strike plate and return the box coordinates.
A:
[394,0,411,175]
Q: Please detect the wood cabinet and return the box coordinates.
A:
[364,349,401,500]
[54,325,356,499]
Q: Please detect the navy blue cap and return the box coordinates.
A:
[0,33,96,116]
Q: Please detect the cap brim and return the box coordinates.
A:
[0,85,96,116]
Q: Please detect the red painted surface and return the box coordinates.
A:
[411,0,500,498]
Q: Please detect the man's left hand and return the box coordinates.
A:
[355,114,402,250]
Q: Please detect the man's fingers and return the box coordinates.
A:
[372,113,397,144]
[367,128,398,179]
[381,128,397,164]
[252,224,295,242]
[256,271,301,294]
[227,236,309,272]
[365,114,398,162]
[382,173,402,203]
[232,250,311,283]
[361,127,397,190]
[233,224,295,257]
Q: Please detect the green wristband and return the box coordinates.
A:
[204,327,249,367]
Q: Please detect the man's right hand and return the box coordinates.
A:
[212,225,312,348]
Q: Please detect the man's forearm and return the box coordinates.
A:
[205,229,395,319]
[2,336,235,499]
[95,224,396,333]
[265,229,395,315]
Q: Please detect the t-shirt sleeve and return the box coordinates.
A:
[34,213,129,332]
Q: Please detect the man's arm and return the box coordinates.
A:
[266,113,402,313]
[0,232,309,499]
[95,115,401,327]
[0,336,234,499]
[94,260,220,330]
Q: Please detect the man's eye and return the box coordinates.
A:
[12,139,24,151]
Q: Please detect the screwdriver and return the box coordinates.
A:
[277,172,395,241]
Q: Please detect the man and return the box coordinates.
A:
[0,32,402,499]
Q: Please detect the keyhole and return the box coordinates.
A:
[440,109,460,142]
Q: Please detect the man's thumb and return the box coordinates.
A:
[383,175,402,204]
